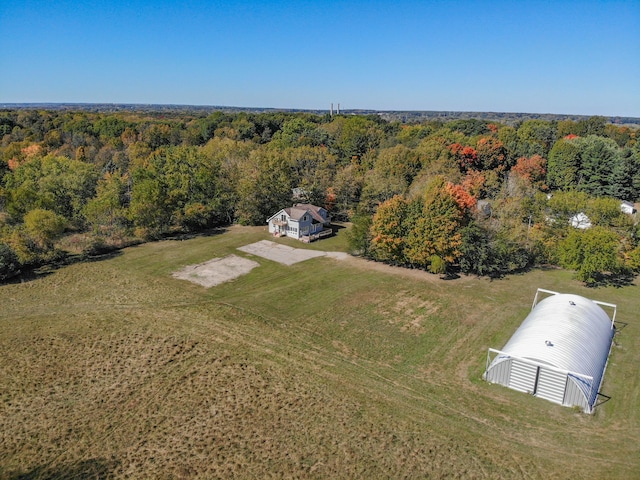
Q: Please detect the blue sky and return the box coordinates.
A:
[1,0,639,116]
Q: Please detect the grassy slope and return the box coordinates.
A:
[0,225,638,479]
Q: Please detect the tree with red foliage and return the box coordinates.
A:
[512,154,547,190]
[445,182,477,211]
[476,137,508,171]
[404,178,464,267]
[324,186,337,211]
[449,143,479,172]
[461,170,486,199]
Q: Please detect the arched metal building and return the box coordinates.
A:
[483,289,616,413]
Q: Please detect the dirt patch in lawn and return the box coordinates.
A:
[173,254,260,287]
[237,240,348,266]
[173,241,348,287]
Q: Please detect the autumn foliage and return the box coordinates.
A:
[369,195,409,263]
[0,109,637,284]
[461,170,486,198]
[7,158,20,171]
[445,182,477,211]
[475,137,507,171]
[512,154,547,187]
[22,144,43,159]
[7,144,43,171]
[325,186,337,211]
[448,143,478,172]
[369,178,468,270]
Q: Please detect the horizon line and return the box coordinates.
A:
[0,102,638,120]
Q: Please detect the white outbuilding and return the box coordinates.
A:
[620,201,637,215]
[484,289,616,413]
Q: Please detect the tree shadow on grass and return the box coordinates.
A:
[2,250,124,286]
[440,271,460,280]
[160,226,228,241]
[8,457,119,480]
[1,227,231,287]
[585,271,636,288]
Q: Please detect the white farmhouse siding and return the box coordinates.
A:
[620,201,636,215]
[484,289,616,413]
[267,204,330,240]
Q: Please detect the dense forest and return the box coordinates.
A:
[0,108,639,285]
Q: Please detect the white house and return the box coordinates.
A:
[621,201,637,215]
[267,204,331,241]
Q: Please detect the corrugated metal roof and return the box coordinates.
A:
[490,292,614,407]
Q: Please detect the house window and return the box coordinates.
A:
[281,214,286,221]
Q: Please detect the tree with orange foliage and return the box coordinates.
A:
[476,137,508,171]
[461,170,486,199]
[324,186,337,211]
[21,144,42,159]
[404,177,465,268]
[511,155,547,189]
[449,143,479,172]
[445,182,477,212]
[369,195,409,264]
[7,158,20,172]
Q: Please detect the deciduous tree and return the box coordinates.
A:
[511,154,547,192]
[84,172,130,235]
[404,177,464,268]
[558,226,624,284]
[369,195,409,263]
[0,242,20,280]
[24,208,66,249]
[235,148,292,225]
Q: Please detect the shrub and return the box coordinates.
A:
[428,255,447,274]
[625,245,640,273]
[0,242,21,280]
[82,237,112,257]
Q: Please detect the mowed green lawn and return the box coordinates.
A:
[1,225,638,479]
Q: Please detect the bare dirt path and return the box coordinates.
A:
[343,255,478,285]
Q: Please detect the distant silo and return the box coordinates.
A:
[483,289,616,413]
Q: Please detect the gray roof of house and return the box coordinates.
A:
[284,204,327,223]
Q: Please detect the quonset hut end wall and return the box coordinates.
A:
[483,288,616,413]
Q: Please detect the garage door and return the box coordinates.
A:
[509,360,538,394]
[535,368,567,404]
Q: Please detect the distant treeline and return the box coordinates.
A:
[3,103,639,127]
[0,108,638,284]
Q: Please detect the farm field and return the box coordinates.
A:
[1,225,639,479]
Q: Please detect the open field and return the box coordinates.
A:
[1,225,639,479]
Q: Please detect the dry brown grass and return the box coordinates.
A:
[0,327,480,479]
[1,226,639,479]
